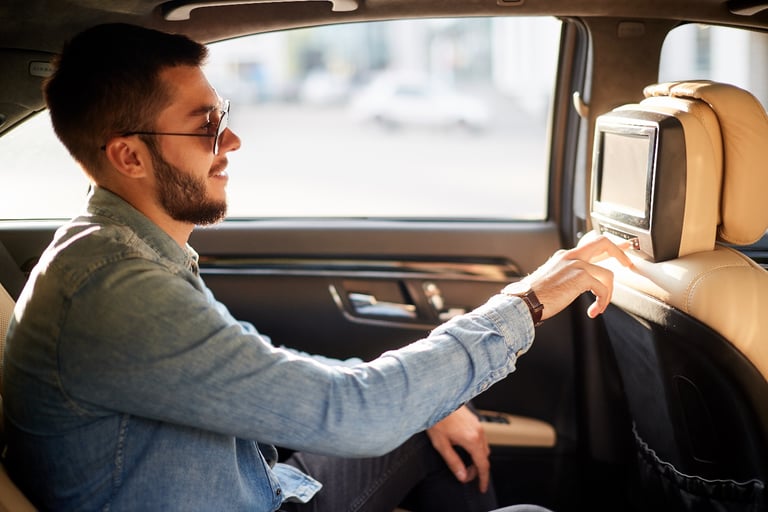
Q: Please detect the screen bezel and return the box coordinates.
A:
[591,120,657,232]
[589,109,689,262]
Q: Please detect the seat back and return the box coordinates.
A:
[1,249,37,511]
[591,81,768,510]
[0,282,11,397]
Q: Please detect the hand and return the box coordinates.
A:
[517,233,633,321]
[426,405,491,493]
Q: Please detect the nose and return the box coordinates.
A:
[219,127,241,154]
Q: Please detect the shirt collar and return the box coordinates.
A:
[86,186,199,272]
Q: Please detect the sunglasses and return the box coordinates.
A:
[101,99,230,155]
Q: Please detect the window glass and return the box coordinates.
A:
[1,112,91,220]
[209,17,561,220]
[0,17,561,221]
[660,23,768,109]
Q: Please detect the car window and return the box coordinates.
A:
[0,16,561,221]
[210,17,560,220]
[659,23,768,109]
[1,112,91,220]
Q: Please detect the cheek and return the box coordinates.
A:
[166,145,213,175]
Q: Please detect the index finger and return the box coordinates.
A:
[568,235,633,267]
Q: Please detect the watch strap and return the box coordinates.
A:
[502,283,544,327]
[517,290,544,327]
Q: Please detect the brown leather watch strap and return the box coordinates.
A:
[517,290,544,327]
[502,282,544,327]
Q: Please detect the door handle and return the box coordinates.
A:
[328,282,467,327]
[423,282,465,321]
[348,292,417,319]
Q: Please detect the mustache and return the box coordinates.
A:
[209,159,228,176]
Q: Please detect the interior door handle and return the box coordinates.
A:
[348,292,417,319]
[423,282,465,321]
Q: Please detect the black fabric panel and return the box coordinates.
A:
[633,424,765,512]
[601,294,768,510]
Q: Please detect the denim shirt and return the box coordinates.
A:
[2,187,535,512]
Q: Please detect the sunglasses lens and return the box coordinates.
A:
[214,102,230,155]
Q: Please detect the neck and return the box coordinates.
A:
[157,218,195,248]
[99,183,195,248]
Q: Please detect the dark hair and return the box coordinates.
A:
[44,23,208,178]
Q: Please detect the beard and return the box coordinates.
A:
[145,138,228,226]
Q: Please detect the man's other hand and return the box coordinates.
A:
[426,405,491,493]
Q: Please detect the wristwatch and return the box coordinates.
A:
[502,281,544,327]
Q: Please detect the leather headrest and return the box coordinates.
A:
[613,92,722,258]
[644,81,768,246]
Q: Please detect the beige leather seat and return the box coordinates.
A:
[1,280,37,511]
[593,81,768,510]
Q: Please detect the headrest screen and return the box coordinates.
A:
[598,131,652,219]
[590,109,687,262]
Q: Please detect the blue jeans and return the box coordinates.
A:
[279,433,551,512]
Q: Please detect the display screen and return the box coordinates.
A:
[598,131,651,216]
[591,110,689,262]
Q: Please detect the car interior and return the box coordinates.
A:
[1,1,768,511]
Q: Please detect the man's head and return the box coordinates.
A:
[44,23,209,179]
[45,23,239,229]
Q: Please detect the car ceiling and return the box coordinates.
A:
[0,0,767,134]
[3,0,768,53]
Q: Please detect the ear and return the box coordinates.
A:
[103,137,150,179]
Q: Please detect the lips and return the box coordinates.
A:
[209,162,229,178]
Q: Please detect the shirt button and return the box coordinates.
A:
[276,488,282,496]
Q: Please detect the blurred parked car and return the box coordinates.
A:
[298,69,352,105]
[349,72,491,131]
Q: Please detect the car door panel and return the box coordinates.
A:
[0,220,574,393]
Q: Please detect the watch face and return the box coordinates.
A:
[502,281,531,296]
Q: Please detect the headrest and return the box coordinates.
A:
[590,83,722,261]
[644,81,768,246]
[591,80,768,261]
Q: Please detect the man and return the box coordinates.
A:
[1,23,631,512]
